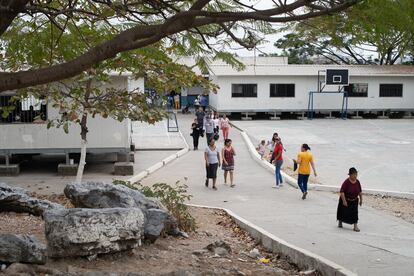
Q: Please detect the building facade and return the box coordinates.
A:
[206,57,414,117]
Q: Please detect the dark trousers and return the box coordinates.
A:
[206,132,213,144]
[298,174,310,193]
[192,130,200,149]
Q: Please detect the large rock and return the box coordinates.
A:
[64,182,174,239]
[0,234,46,264]
[0,183,64,216]
[64,181,163,210]
[44,207,144,258]
[145,208,171,242]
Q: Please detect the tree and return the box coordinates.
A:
[3,15,216,182]
[21,52,215,183]
[0,0,358,93]
[274,0,414,65]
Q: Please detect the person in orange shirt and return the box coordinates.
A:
[295,144,317,200]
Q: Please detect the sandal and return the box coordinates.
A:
[230,184,235,188]
[353,227,360,232]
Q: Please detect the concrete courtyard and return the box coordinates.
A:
[234,119,414,193]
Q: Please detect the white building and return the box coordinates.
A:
[207,57,414,118]
[0,73,143,174]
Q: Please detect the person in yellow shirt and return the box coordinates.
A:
[295,144,317,200]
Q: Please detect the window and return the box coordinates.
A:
[379,84,403,97]
[344,83,368,97]
[0,95,47,124]
[270,84,295,97]
[232,84,257,97]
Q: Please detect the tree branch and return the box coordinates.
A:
[0,0,359,92]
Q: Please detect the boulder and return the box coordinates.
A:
[44,207,144,258]
[64,181,163,210]
[145,208,171,241]
[0,183,64,216]
[0,234,46,264]
[64,182,173,240]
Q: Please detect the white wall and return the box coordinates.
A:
[212,75,414,111]
[0,114,130,151]
[209,76,219,109]
[0,76,144,152]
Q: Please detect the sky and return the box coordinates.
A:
[225,1,290,56]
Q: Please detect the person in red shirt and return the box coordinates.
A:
[272,138,284,188]
[337,167,363,232]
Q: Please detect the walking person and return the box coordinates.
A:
[272,138,284,188]
[200,94,207,111]
[167,95,173,109]
[267,133,279,163]
[256,140,267,158]
[222,139,236,187]
[204,114,215,144]
[220,114,231,140]
[204,138,221,190]
[191,118,201,150]
[174,94,180,109]
[213,113,220,135]
[295,143,317,199]
[337,167,363,232]
[195,106,205,127]
[194,97,200,108]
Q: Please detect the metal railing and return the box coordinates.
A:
[0,95,47,124]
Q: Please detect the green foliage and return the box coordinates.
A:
[113,180,197,232]
[274,0,414,64]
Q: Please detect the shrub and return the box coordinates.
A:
[113,180,196,232]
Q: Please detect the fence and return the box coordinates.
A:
[0,95,47,124]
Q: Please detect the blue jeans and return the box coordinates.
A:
[298,174,310,193]
[275,160,283,186]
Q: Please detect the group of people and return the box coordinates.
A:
[190,107,235,190]
[191,107,231,150]
[259,132,363,232]
[187,104,363,232]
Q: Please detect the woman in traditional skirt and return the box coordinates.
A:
[221,139,236,187]
[337,167,363,232]
[204,138,221,190]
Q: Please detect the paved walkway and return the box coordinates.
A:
[132,118,185,150]
[234,119,414,193]
[141,114,414,276]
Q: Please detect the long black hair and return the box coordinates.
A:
[272,132,279,143]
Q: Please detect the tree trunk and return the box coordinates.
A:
[75,113,88,184]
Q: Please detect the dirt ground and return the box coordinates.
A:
[0,194,312,276]
[362,194,414,224]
